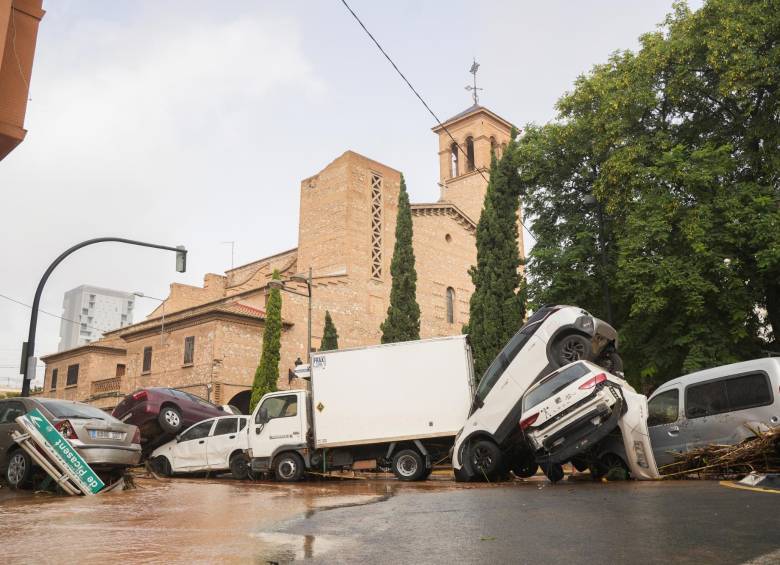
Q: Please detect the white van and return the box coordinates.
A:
[647,358,780,468]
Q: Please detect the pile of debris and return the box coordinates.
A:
[660,428,780,479]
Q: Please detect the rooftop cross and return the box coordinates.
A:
[464,59,483,105]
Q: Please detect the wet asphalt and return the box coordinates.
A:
[1,474,778,564]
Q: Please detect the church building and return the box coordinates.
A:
[40,104,521,414]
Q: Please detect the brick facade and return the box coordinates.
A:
[40,105,522,414]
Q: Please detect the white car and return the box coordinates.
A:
[453,305,621,482]
[520,360,658,482]
[150,415,250,479]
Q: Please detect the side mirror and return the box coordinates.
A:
[175,434,182,443]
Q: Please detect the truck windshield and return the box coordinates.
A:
[522,362,591,412]
[474,306,556,404]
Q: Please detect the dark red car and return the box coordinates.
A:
[112,388,227,448]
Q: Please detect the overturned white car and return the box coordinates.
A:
[520,360,658,482]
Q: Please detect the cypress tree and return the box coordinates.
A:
[250,270,282,412]
[466,132,527,380]
[320,310,339,351]
[380,173,421,343]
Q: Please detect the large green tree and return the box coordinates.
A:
[516,0,778,389]
[381,174,421,343]
[250,270,282,412]
[466,138,527,379]
[320,310,339,351]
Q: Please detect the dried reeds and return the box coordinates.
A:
[659,427,780,479]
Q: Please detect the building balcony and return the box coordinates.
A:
[90,376,121,398]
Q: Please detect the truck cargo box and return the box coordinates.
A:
[310,335,474,448]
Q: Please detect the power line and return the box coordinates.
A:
[338,0,536,244]
[0,292,106,334]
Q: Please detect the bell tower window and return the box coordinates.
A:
[466,137,475,172]
[370,173,383,279]
[490,136,498,158]
[446,287,455,324]
[450,143,459,178]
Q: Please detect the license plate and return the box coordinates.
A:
[89,430,125,440]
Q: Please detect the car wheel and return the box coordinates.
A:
[158,406,182,434]
[571,457,589,473]
[599,351,624,374]
[152,456,172,477]
[469,440,503,481]
[542,462,565,483]
[553,333,592,366]
[511,456,539,478]
[229,453,250,480]
[273,452,305,482]
[6,450,33,489]
[391,449,426,481]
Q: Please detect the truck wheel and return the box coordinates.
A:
[229,453,250,480]
[552,333,592,366]
[158,405,182,434]
[274,452,305,482]
[6,450,33,489]
[392,449,425,481]
[469,440,502,480]
[542,462,564,483]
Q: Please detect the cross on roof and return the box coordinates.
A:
[465,59,483,105]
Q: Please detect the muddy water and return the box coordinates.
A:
[0,476,481,563]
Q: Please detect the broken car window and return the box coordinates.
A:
[648,389,679,426]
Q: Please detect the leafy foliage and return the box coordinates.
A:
[516,0,779,389]
[466,137,527,379]
[250,270,282,412]
[381,174,421,343]
[320,310,339,351]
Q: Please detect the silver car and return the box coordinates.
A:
[0,396,142,488]
[648,358,780,468]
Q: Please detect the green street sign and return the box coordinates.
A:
[21,408,105,494]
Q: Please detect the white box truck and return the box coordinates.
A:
[246,335,474,481]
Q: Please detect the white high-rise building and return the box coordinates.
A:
[59,285,135,351]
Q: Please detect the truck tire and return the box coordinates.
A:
[229,453,250,480]
[542,462,564,483]
[392,449,425,481]
[273,452,305,482]
[552,333,592,366]
[469,439,502,481]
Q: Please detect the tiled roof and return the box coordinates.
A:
[433,104,515,132]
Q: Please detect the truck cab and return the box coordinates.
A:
[247,390,310,481]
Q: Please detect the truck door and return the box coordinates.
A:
[249,392,305,460]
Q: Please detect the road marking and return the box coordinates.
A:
[719,480,780,495]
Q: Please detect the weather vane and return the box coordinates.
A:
[465,59,483,105]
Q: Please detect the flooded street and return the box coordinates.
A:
[2,475,778,564]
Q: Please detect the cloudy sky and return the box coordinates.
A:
[0,0,702,387]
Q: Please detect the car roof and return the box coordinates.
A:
[651,357,780,398]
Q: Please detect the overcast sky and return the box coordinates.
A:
[0,0,702,388]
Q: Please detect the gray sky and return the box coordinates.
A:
[0,0,702,388]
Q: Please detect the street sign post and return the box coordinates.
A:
[16,409,105,494]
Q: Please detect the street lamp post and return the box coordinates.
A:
[20,237,187,397]
[132,292,166,346]
[268,267,313,363]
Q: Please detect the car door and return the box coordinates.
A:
[0,400,28,468]
[684,379,732,450]
[249,393,304,459]
[647,387,684,467]
[206,417,238,470]
[171,419,215,471]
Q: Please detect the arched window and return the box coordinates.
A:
[450,142,459,178]
[446,287,455,324]
[466,137,475,172]
[490,136,498,158]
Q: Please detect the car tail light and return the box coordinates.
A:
[520,413,539,430]
[131,428,141,445]
[579,373,607,390]
[132,390,148,401]
[55,420,78,440]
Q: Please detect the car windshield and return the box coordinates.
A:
[522,362,591,412]
[37,399,116,421]
[474,307,556,403]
